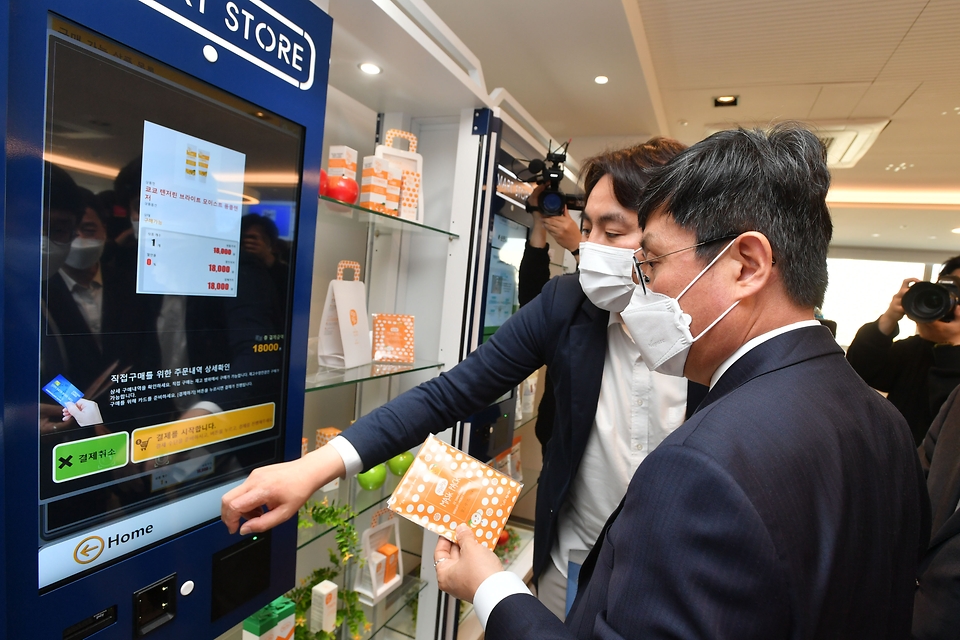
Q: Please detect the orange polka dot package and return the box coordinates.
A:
[386,435,522,549]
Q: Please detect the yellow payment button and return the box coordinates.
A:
[131,403,275,463]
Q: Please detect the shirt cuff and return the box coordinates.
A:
[328,435,362,477]
[473,571,531,629]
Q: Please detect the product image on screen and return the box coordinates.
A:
[36,18,304,590]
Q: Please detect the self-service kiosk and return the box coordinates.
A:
[1,1,331,637]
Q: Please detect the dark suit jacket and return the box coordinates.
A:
[342,273,704,584]
[487,326,929,639]
[915,385,960,638]
[44,267,161,396]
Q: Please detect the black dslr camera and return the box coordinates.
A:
[901,275,960,323]
[524,141,585,216]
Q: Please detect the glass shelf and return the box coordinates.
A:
[319,195,459,239]
[364,574,428,639]
[297,472,403,550]
[306,360,444,393]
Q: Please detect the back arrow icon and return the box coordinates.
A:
[73,535,105,564]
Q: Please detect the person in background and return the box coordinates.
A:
[222,139,707,620]
[846,257,960,445]
[518,194,581,307]
[915,383,960,639]
[432,124,928,639]
[240,213,290,322]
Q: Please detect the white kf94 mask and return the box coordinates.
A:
[621,239,739,377]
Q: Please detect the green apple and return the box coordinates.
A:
[356,464,387,491]
[387,452,414,477]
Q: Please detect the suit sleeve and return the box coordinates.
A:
[917,386,958,478]
[340,277,563,469]
[519,242,552,308]
[927,344,960,421]
[486,445,789,639]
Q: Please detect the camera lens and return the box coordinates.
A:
[902,281,956,323]
[540,191,565,216]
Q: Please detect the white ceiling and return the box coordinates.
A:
[422,0,960,259]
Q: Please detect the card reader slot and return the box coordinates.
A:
[63,605,117,640]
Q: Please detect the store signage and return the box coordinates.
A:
[138,0,317,90]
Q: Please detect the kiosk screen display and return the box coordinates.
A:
[37,19,304,589]
[482,214,527,341]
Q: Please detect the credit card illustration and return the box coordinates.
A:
[42,375,84,407]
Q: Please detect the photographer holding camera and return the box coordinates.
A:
[518,190,581,307]
[846,256,960,445]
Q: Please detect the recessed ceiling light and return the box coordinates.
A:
[714,95,738,107]
[885,162,914,172]
[359,62,381,75]
[952,228,960,235]
[594,75,609,85]
[871,233,880,237]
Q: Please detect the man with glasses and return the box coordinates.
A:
[434,124,929,639]
[223,138,707,617]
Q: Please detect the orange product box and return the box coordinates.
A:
[359,156,388,212]
[384,161,402,215]
[301,437,308,457]
[315,426,341,450]
[328,145,357,180]
[387,435,522,549]
[372,314,415,363]
[377,543,399,583]
[399,170,420,221]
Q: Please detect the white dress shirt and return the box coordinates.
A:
[551,314,687,578]
[58,267,104,347]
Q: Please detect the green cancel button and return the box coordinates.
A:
[53,432,129,483]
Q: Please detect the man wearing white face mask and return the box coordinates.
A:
[433,124,928,640]
[221,138,708,618]
[45,185,163,408]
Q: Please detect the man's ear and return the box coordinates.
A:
[729,232,774,296]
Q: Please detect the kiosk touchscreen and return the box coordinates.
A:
[3,2,331,638]
[38,19,302,588]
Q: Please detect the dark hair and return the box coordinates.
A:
[637,123,833,308]
[44,162,83,219]
[939,255,960,278]
[580,137,687,210]
[241,213,279,246]
[77,187,110,227]
[114,157,142,210]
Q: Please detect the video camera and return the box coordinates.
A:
[902,275,960,323]
[523,141,585,216]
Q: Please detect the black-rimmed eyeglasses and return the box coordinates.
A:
[633,234,740,295]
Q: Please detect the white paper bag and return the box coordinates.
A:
[317,260,372,369]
